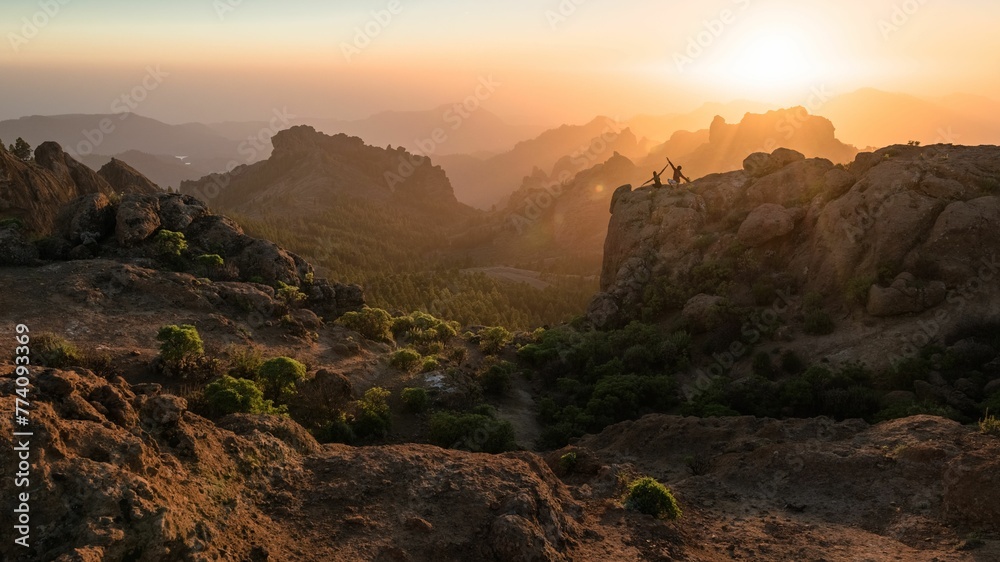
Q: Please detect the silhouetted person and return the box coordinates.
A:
[644,163,669,188]
[668,158,691,184]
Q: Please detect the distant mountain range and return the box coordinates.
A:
[3,89,998,210]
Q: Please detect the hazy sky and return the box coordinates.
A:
[2,0,998,124]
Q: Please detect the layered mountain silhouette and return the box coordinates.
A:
[180,125,471,218]
[436,116,651,209]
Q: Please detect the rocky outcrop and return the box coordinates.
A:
[737,203,797,247]
[115,193,162,246]
[590,145,1000,343]
[55,193,115,244]
[97,158,161,195]
[0,142,116,235]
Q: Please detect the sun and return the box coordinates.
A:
[723,32,815,94]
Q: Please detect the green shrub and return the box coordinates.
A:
[204,375,283,415]
[780,350,806,374]
[389,348,423,372]
[315,412,356,444]
[227,345,264,379]
[276,282,307,307]
[804,310,835,335]
[479,326,513,355]
[421,356,440,372]
[30,333,82,368]
[156,324,204,363]
[353,387,392,440]
[752,279,777,306]
[195,253,224,276]
[154,230,188,258]
[624,477,682,520]
[339,307,394,343]
[558,451,578,475]
[401,387,429,413]
[392,311,459,345]
[448,346,469,364]
[846,275,874,306]
[752,351,775,378]
[480,360,516,395]
[256,357,307,402]
[428,410,517,454]
[980,411,1000,437]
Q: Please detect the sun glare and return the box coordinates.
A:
[728,34,813,89]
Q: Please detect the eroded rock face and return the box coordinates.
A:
[590,145,1000,349]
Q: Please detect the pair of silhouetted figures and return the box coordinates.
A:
[646,158,691,188]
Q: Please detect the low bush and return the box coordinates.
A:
[428,410,517,453]
[30,333,82,368]
[338,307,394,343]
[204,375,284,415]
[479,326,514,355]
[624,476,682,520]
[480,360,517,395]
[256,356,307,402]
[353,387,392,440]
[389,348,423,372]
[156,324,204,363]
[401,387,429,413]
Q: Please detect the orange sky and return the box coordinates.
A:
[1,0,998,124]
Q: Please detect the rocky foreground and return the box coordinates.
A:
[2,367,999,561]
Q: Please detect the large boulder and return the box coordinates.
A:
[231,239,311,285]
[737,203,796,247]
[867,272,947,317]
[158,194,209,232]
[917,196,1000,284]
[115,193,161,246]
[742,148,805,178]
[682,294,725,333]
[55,193,115,244]
[183,215,248,255]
